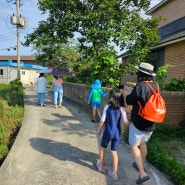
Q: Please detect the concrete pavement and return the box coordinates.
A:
[0,85,174,185]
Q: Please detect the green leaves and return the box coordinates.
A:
[24,0,161,87]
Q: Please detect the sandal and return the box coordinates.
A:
[136,175,150,184]
[108,170,118,181]
[96,160,104,172]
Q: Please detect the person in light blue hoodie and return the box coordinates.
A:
[87,79,108,123]
[34,73,48,107]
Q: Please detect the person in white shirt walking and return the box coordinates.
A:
[35,73,48,107]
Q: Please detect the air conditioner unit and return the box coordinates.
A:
[10,16,17,25]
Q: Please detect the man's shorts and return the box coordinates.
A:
[129,123,153,146]
[92,101,101,108]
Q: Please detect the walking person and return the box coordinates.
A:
[87,79,108,123]
[34,73,48,107]
[126,62,157,184]
[96,89,129,181]
[52,76,63,109]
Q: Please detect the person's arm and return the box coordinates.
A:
[120,107,129,135]
[100,89,108,97]
[97,121,104,136]
[97,104,109,135]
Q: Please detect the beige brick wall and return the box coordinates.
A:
[151,0,185,27]
[63,82,185,126]
[164,40,185,79]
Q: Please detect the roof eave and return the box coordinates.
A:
[152,36,185,49]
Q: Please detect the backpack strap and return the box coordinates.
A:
[143,81,159,94]
[138,81,159,109]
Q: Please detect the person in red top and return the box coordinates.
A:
[52,76,63,109]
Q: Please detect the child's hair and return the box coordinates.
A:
[108,88,124,109]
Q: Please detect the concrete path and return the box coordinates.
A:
[0,85,174,185]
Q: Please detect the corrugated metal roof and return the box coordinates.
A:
[0,60,47,70]
[0,55,36,61]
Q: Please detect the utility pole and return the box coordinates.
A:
[16,0,21,79]
[10,0,26,79]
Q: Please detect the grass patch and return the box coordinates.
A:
[0,79,24,165]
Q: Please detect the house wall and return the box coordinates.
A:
[0,67,17,84]
[20,69,39,85]
[63,82,185,126]
[151,0,185,27]
[0,67,40,85]
[164,40,185,79]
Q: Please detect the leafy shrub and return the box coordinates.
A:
[179,119,185,127]
[165,78,185,91]
[0,80,24,164]
[156,64,173,90]
[45,74,53,85]
[0,79,24,106]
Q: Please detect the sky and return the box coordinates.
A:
[0,0,162,57]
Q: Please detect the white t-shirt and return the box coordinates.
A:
[101,104,128,123]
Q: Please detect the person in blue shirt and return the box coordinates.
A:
[87,79,108,123]
[96,89,129,181]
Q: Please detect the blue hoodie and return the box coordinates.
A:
[87,79,108,102]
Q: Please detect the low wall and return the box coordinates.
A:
[63,82,185,126]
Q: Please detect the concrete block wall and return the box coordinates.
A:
[63,82,185,126]
[63,82,111,116]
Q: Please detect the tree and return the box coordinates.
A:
[24,0,161,87]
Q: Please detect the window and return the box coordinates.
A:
[0,69,3,75]
[22,71,25,75]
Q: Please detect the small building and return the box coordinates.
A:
[119,0,185,84]
[0,60,48,85]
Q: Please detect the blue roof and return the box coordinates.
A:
[0,60,47,70]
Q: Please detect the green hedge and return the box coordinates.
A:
[0,79,24,163]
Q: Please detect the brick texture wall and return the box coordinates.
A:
[165,40,185,79]
[151,0,185,27]
[63,82,185,126]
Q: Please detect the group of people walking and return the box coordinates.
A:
[35,62,159,184]
[87,62,158,184]
[34,74,63,108]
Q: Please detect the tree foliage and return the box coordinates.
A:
[24,0,162,87]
